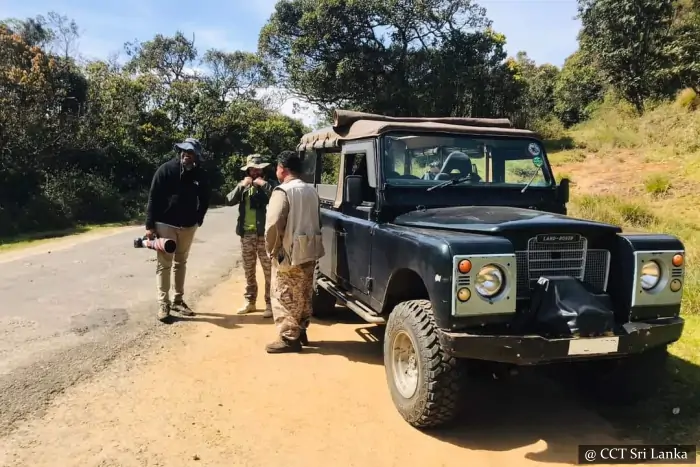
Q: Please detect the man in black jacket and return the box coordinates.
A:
[145,137,210,322]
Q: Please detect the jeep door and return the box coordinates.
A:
[303,149,338,280]
[336,141,378,298]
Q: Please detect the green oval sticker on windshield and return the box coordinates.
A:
[532,155,543,168]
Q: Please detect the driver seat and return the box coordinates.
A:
[438,151,478,181]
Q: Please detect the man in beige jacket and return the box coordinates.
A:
[264,151,325,353]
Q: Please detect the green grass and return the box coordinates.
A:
[0,222,137,253]
[543,92,700,444]
[565,91,700,156]
[564,193,700,445]
[644,173,673,197]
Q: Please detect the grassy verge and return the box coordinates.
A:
[564,193,700,444]
[542,92,700,444]
[0,221,140,253]
[532,91,700,444]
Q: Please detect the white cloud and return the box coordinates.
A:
[255,86,323,127]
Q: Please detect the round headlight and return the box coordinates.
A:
[641,260,661,290]
[475,264,505,298]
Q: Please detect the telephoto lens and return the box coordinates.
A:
[133,236,177,254]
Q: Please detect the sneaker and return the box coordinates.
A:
[262,303,273,318]
[237,301,256,315]
[299,329,309,346]
[172,300,195,316]
[157,303,170,322]
[265,337,302,354]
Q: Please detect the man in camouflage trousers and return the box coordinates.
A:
[265,151,325,353]
[226,154,275,318]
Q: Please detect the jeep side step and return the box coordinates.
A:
[317,278,386,324]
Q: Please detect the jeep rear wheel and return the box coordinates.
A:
[384,299,463,428]
[311,263,336,319]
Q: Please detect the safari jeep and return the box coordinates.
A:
[297,110,686,429]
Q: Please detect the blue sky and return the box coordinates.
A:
[1,0,581,123]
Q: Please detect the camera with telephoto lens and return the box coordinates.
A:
[134,236,177,254]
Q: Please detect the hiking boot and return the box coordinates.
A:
[299,329,309,346]
[172,300,195,316]
[157,303,171,322]
[237,301,256,315]
[262,303,273,318]
[265,337,302,354]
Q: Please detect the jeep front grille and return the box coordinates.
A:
[515,235,610,298]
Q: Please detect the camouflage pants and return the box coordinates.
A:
[271,261,315,340]
[240,233,272,305]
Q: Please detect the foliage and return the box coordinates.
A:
[5,0,700,238]
[0,16,308,237]
[258,0,522,118]
[577,0,676,114]
[553,50,607,126]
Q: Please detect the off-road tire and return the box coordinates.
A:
[311,263,336,320]
[384,299,463,429]
[575,346,669,405]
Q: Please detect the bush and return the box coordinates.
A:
[42,169,127,224]
[675,88,700,111]
[644,173,672,196]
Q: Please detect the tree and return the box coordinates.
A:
[553,50,607,126]
[577,0,676,113]
[258,0,521,118]
[663,3,700,94]
[0,15,308,237]
[506,51,560,128]
[124,32,198,86]
[202,50,272,102]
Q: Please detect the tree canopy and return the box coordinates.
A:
[0,18,306,237]
[2,0,700,236]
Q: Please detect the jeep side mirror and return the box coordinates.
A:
[558,177,570,204]
[344,175,363,206]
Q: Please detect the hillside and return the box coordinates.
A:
[544,93,700,444]
[548,93,700,311]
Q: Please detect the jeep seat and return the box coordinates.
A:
[439,151,479,181]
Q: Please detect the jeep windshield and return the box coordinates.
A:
[381,133,554,189]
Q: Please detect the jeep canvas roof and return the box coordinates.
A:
[297,110,538,151]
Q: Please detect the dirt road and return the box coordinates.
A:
[1,265,690,467]
[0,207,241,437]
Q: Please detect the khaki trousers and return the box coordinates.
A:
[155,222,198,305]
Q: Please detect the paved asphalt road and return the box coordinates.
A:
[0,206,242,436]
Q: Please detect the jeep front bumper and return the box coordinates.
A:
[439,317,684,365]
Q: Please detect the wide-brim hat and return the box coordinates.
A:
[174,138,203,157]
[241,154,270,170]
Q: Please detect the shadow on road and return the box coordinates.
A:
[306,317,700,461]
[310,305,371,326]
[168,312,275,329]
[572,354,700,446]
[167,300,700,453]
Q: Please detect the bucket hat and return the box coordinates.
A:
[241,154,270,171]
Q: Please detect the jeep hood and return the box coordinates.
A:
[392,206,622,236]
